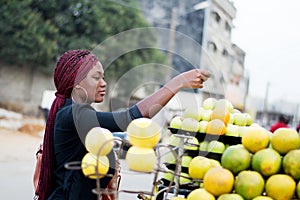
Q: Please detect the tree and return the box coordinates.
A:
[30,0,166,98]
[0,0,166,105]
[0,0,58,68]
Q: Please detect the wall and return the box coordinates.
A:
[0,63,55,115]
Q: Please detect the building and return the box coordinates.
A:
[247,96,300,129]
[138,0,248,116]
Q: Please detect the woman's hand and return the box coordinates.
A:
[136,69,211,118]
[168,69,211,92]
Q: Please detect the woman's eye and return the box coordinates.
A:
[94,76,100,80]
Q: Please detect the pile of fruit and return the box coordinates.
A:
[125,118,161,172]
[81,127,114,179]
[165,98,300,200]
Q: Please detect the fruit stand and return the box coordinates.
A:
[65,98,300,200]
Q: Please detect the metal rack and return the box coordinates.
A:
[64,133,197,200]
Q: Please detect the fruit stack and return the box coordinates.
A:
[82,127,114,179]
[125,118,161,172]
[180,127,300,200]
[168,98,253,158]
[160,98,255,197]
[164,98,300,199]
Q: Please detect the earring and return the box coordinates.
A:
[72,85,88,103]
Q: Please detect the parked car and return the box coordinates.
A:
[112,132,131,159]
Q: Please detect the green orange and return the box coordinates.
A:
[221,145,251,174]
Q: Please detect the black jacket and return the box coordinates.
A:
[48,99,142,199]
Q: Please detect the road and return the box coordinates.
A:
[0,127,168,200]
[0,159,164,200]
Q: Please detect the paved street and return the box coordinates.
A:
[0,159,163,200]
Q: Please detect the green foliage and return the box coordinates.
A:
[0,0,166,84]
[0,0,58,67]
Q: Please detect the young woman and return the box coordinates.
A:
[35,49,210,200]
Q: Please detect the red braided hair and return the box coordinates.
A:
[36,50,99,200]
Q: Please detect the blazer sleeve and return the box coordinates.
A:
[72,104,143,140]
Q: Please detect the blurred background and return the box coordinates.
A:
[1,0,299,131]
[1,1,300,199]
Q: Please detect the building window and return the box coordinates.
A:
[225,22,231,36]
[207,42,217,52]
[222,49,229,57]
[211,11,221,23]
[225,21,231,32]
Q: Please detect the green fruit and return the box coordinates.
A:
[283,149,300,179]
[221,145,251,174]
[252,148,281,177]
[217,193,244,200]
[235,171,265,200]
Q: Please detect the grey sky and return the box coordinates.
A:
[231,0,300,104]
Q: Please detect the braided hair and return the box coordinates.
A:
[36,50,99,200]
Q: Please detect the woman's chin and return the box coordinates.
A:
[94,97,104,103]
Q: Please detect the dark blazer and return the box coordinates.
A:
[48,99,142,199]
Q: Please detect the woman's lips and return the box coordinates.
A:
[99,91,106,95]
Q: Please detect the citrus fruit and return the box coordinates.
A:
[241,127,270,153]
[199,140,209,151]
[207,140,226,153]
[252,196,273,200]
[184,136,199,150]
[163,170,174,182]
[198,120,209,133]
[238,126,249,137]
[81,153,109,179]
[233,113,248,126]
[201,109,213,121]
[224,99,234,112]
[211,100,231,125]
[181,118,200,132]
[163,172,192,185]
[271,128,300,154]
[217,193,244,200]
[85,127,114,156]
[203,97,217,110]
[125,146,156,172]
[244,113,253,126]
[188,156,213,180]
[283,149,300,180]
[127,118,161,148]
[210,159,221,167]
[187,188,215,200]
[265,174,296,200]
[169,134,180,146]
[297,180,300,199]
[184,107,203,121]
[203,166,234,196]
[170,116,184,129]
[179,172,192,185]
[164,151,176,165]
[181,156,193,168]
[251,148,282,177]
[225,124,239,136]
[162,170,192,185]
[206,119,226,135]
[165,154,192,167]
[234,170,265,200]
[228,113,235,124]
[221,145,251,174]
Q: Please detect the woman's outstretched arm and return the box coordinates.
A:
[136,69,211,118]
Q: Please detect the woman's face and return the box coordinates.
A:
[76,61,107,103]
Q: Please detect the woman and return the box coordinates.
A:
[35,49,210,200]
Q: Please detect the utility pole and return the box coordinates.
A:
[263,82,270,127]
[166,8,177,82]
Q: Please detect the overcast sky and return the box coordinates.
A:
[231,0,300,104]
